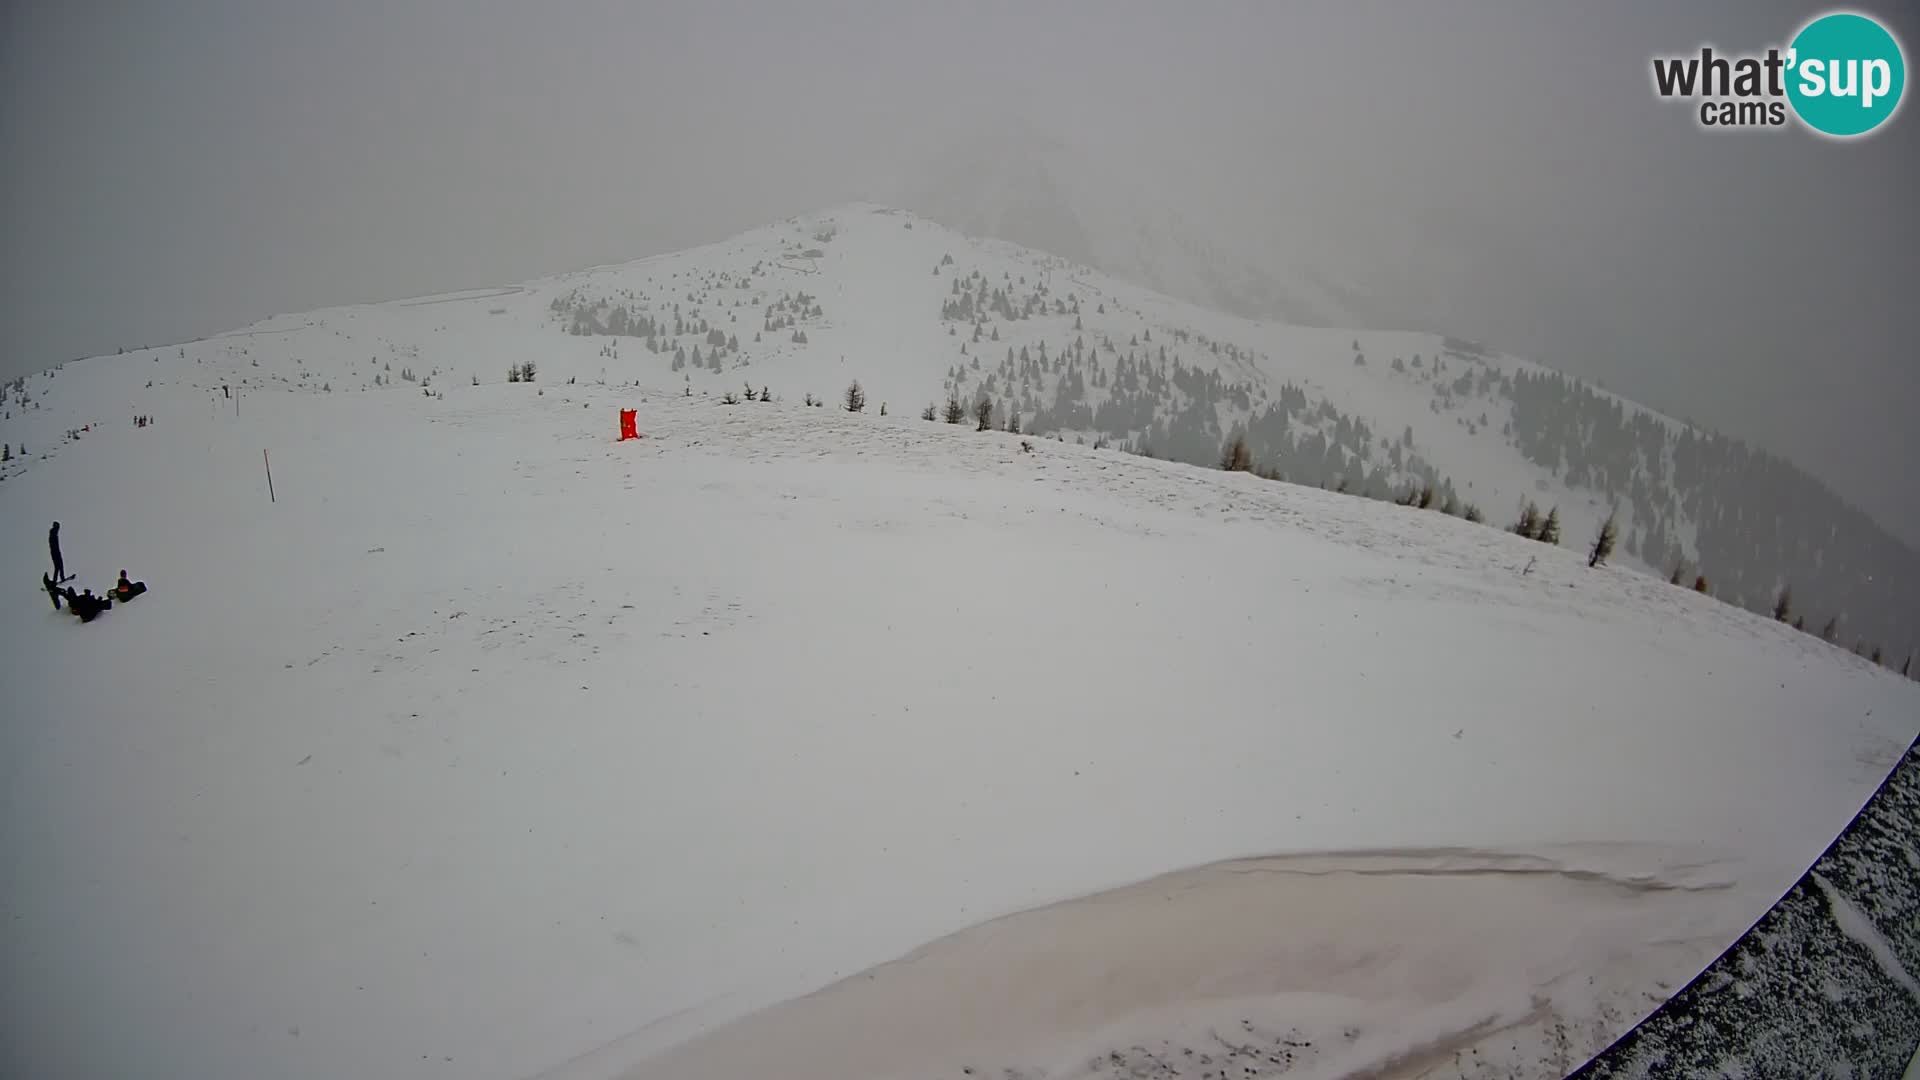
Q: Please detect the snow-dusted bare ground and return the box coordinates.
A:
[605,848,1740,1080]
[1,374,1915,1080]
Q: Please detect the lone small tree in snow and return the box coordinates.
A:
[944,396,965,424]
[922,403,937,421]
[1004,410,1019,434]
[1219,433,1252,472]
[1588,511,1618,568]
[1820,614,1839,642]
[507,367,520,383]
[803,392,817,407]
[974,397,993,431]
[1463,504,1484,524]
[1772,586,1793,623]
[844,380,866,413]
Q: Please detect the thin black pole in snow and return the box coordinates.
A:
[264,449,275,504]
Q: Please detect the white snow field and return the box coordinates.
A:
[0,208,1916,1079]
[1,379,1914,1080]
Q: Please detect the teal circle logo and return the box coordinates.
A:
[1787,12,1906,137]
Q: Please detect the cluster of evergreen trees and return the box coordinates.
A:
[939,267,1082,325]
[764,292,823,334]
[552,278,835,380]
[1500,366,1916,664]
[928,265,1469,511]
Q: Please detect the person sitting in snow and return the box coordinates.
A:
[114,571,147,602]
[66,589,110,622]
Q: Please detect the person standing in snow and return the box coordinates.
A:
[48,521,64,583]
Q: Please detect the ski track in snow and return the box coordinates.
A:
[1,357,1917,1080]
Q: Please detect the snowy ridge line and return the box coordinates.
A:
[594,388,1848,660]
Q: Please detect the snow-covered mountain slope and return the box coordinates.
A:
[1,329,1917,1080]
[6,203,1910,661]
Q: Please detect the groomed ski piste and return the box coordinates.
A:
[3,220,1918,1080]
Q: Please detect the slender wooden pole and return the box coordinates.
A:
[264,449,275,503]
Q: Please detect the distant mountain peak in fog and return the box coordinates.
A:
[876,128,1371,331]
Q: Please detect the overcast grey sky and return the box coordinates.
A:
[3,0,1915,540]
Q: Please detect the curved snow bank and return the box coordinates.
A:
[610,846,1739,1080]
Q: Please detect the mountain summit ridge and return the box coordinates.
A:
[4,202,1913,658]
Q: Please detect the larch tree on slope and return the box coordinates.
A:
[1218,432,1253,472]
[1588,510,1619,568]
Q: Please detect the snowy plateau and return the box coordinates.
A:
[1,205,1916,1080]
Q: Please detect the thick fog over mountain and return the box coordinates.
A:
[3,0,1915,543]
